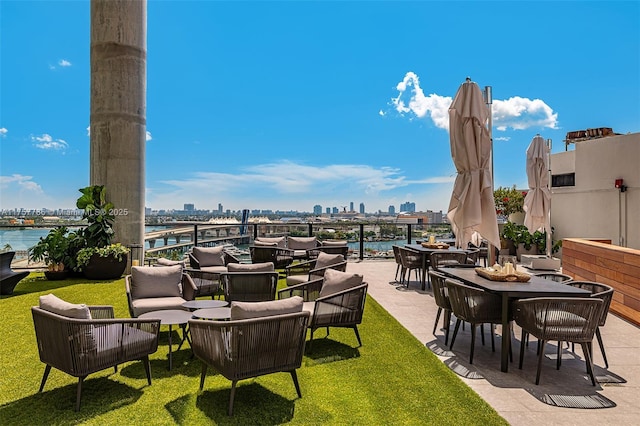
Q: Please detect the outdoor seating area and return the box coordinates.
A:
[2,256,639,424]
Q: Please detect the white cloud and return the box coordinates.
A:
[493,97,558,131]
[0,127,7,137]
[146,131,152,141]
[387,72,558,132]
[31,133,69,150]
[495,136,511,142]
[390,72,452,130]
[147,162,455,211]
[86,126,90,136]
[58,59,72,67]
[0,174,44,194]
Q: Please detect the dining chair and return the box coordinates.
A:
[513,297,603,385]
[533,272,573,282]
[465,247,480,265]
[429,271,453,344]
[391,245,404,284]
[565,281,614,368]
[430,251,470,271]
[445,278,503,364]
[398,246,423,289]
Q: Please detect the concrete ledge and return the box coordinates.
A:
[562,238,640,326]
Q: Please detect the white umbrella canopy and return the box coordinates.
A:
[446,79,500,250]
[523,134,551,233]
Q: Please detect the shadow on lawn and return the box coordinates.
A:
[6,273,121,298]
[303,337,360,365]
[165,382,297,425]
[0,377,143,424]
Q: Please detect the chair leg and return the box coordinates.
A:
[518,329,526,369]
[490,324,495,352]
[290,370,302,397]
[557,341,562,370]
[199,364,208,390]
[480,324,485,346]
[535,340,546,385]
[469,324,477,364]
[449,319,462,351]
[75,376,85,412]
[433,307,443,335]
[595,328,609,368]
[307,329,315,352]
[353,326,362,347]
[581,342,597,386]
[443,310,451,346]
[228,380,238,416]
[143,356,152,385]
[39,365,52,392]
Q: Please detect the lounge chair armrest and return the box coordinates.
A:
[278,278,323,301]
[188,253,200,269]
[285,259,316,276]
[182,273,198,301]
[88,305,115,319]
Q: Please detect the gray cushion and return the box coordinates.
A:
[193,246,226,267]
[319,269,363,298]
[130,265,182,299]
[156,257,185,267]
[256,237,286,248]
[230,296,303,320]
[39,293,91,319]
[287,236,318,250]
[131,296,187,317]
[286,275,308,286]
[227,262,274,272]
[314,252,344,270]
[200,265,228,274]
[322,240,348,246]
[253,240,278,247]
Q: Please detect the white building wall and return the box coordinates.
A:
[551,132,640,249]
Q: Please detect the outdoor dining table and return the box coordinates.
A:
[439,266,591,373]
[405,244,467,290]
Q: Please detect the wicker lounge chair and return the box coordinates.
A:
[279,269,368,349]
[125,265,197,317]
[220,268,279,302]
[32,294,160,411]
[1,251,29,295]
[285,252,347,286]
[187,246,240,298]
[189,297,309,415]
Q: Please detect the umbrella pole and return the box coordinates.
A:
[484,85,498,266]
[546,138,552,258]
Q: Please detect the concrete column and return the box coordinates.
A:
[90,0,146,265]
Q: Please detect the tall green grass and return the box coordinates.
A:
[0,272,507,425]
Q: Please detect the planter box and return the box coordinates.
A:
[83,253,127,280]
[520,255,561,271]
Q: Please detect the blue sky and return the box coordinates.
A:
[1,1,639,214]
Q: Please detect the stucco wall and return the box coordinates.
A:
[551,133,640,249]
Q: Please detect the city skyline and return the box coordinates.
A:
[1,2,638,213]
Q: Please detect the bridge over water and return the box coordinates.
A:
[145,224,251,255]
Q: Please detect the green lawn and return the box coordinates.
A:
[0,272,507,425]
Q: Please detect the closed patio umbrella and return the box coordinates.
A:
[446,79,500,250]
[523,134,551,254]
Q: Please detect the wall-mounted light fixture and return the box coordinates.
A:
[615,178,627,192]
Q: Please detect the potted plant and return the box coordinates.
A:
[494,186,526,223]
[29,226,71,280]
[75,185,129,279]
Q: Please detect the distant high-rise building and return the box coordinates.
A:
[349,201,354,212]
[326,207,331,214]
[426,210,444,224]
[218,203,223,213]
[184,203,195,211]
[400,201,416,213]
[359,202,365,214]
[313,204,322,215]
[332,206,339,214]
[388,205,395,215]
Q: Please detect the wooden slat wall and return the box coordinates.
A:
[563,238,640,326]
